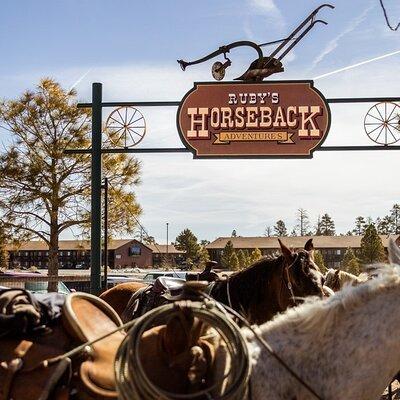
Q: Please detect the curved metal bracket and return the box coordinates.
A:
[177,40,264,72]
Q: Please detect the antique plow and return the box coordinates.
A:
[177,3,334,81]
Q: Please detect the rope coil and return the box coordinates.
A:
[114,299,251,400]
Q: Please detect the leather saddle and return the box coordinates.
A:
[121,279,209,323]
[0,291,125,400]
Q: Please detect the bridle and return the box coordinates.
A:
[280,253,302,307]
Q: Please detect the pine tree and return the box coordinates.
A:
[313,250,327,274]
[376,216,393,235]
[0,223,9,269]
[319,213,335,236]
[220,240,235,269]
[250,248,263,264]
[231,229,237,237]
[290,228,297,236]
[295,208,310,236]
[315,215,322,236]
[229,252,240,271]
[237,249,251,270]
[342,247,361,275]
[175,229,201,262]
[390,204,400,234]
[360,224,385,265]
[353,216,367,235]
[273,220,288,236]
[0,79,142,290]
[198,246,210,269]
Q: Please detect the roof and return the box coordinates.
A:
[206,235,400,250]
[146,244,184,254]
[5,239,134,251]
[5,239,184,254]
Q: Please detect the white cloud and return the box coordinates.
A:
[311,3,375,69]
[250,0,278,13]
[1,59,400,243]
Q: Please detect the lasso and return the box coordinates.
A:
[114,298,251,400]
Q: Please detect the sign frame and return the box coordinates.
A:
[176,80,331,159]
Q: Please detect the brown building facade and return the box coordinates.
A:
[206,235,400,269]
[5,239,184,270]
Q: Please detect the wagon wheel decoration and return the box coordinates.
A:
[105,106,146,148]
[364,102,400,145]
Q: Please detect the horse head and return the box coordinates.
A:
[278,238,325,303]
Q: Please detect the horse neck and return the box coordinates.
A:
[247,282,400,400]
[213,257,283,322]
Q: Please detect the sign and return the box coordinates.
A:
[177,81,330,158]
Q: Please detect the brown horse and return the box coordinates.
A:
[101,239,325,325]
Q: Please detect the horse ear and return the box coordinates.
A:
[278,239,293,263]
[388,238,400,266]
[335,269,340,276]
[304,238,314,252]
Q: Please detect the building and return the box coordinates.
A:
[206,235,400,269]
[5,239,184,269]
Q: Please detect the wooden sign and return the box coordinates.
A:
[177,81,330,158]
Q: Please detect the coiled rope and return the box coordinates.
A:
[114,298,251,400]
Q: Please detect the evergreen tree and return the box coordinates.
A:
[342,247,361,275]
[376,216,393,235]
[353,216,367,235]
[315,215,322,236]
[273,220,288,236]
[175,229,201,262]
[319,213,335,236]
[295,208,310,236]
[313,250,327,274]
[390,204,400,234]
[231,229,237,237]
[237,249,251,270]
[0,79,142,290]
[0,223,9,269]
[290,228,297,236]
[229,252,240,271]
[250,248,263,264]
[359,224,385,265]
[143,236,156,245]
[198,246,210,269]
[220,240,235,269]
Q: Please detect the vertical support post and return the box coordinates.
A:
[91,82,102,295]
[166,222,169,263]
[103,177,108,290]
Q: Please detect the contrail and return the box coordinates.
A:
[313,49,400,80]
[69,68,92,91]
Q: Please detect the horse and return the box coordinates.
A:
[122,240,400,400]
[101,238,326,325]
[324,268,367,291]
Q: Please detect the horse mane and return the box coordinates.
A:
[325,269,365,289]
[264,264,400,337]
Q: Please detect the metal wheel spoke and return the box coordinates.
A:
[116,109,125,123]
[387,125,398,142]
[127,109,137,126]
[127,130,137,144]
[375,125,385,142]
[366,113,384,123]
[375,105,385,121]
[387,105,397,121]
[127,127,144,138]
[109,116,122,125]
[130,116,144,126]
[367,124,384,135]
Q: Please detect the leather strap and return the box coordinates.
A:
[0,340,33,400]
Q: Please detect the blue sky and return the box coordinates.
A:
[0,0,400,243]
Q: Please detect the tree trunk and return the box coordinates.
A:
[48,212,59,292]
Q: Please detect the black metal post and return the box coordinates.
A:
[166,222,169,262]
[91,83,102,295]
[103,177,108,291]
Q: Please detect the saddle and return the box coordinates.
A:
[0,290,125,400]
[121,279,209,323]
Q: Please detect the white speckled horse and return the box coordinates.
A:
[235,239,400,399]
